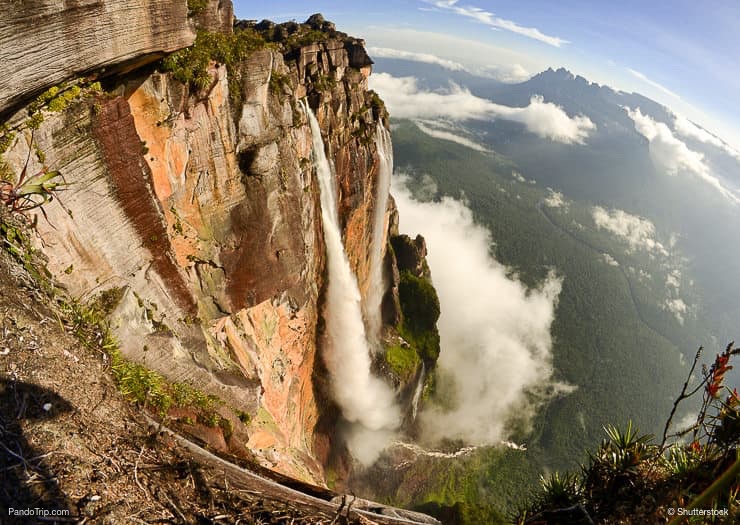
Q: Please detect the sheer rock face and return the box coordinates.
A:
[0,0,196,118]
[1,17,392,484]
[191,0,234,34]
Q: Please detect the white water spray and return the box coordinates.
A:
[364,123,393,343]
[411,363,425,422]
[390,440,479,460]
[302,102,400,463]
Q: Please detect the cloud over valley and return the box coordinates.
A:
[625,108,740,203]
[370,73,595,144]
[393,175,572,446]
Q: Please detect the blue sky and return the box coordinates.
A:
[233,0,740,149]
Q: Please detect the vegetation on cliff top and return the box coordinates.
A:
[160,29,267,91]
[520,344,739,524]
[389,234,441,368]
[158,14,343,93]
[398,270,441,363]
[385,343,421,382]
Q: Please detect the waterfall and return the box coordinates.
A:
[364,122,393,344]
[302,101,399,462]
[411,362,425,421]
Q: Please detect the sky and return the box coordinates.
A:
[233,0,740,150]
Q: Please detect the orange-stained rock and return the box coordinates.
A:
[3,23,395,487]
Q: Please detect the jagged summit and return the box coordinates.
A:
[533,66,598,88]
[236,13,373,68]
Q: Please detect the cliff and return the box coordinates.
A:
[0,3,430,487]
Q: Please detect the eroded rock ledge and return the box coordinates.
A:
[0,0,196,118]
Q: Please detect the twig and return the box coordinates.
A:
[330,494,346,524]
[0,440,30,472]
[345,494,356,519]
[161,489,188,523]
[660,346,703,449]
[134,444,147,495]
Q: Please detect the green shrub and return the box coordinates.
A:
[187,0,208,16]
[269,70,290,97]
[283,29,328,51]
[160,29,266,91]
[110,350,173,415]
[385,344,420,381]
[0,126,15,155]
[536,471,583,511]
[398,270,441,362]
[399,271,440,332]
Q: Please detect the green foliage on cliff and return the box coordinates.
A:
[187,0,208,16]
[385,343,420,381]
[28,83,86,115]
[281,29,328,52]
[160,29,266,91]
[60,291,221,418]
[110,350,221,417]
[398,270,441,362]
[0,125,15,155]
[0,214,52,292]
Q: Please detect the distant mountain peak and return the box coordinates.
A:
[535,67,576,82]
[533,67,604,90]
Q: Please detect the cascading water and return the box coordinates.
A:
[364,122,393,344]
[302,101,399,463]
[411,362,425,422]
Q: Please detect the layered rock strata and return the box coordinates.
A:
[0,12,400,484]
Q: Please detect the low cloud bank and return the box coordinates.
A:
[367,46,465,71]
[393,175,572,445]
[370,73,595,144]
[625,108,739,203]
[413,120,489,152]
[672,113,740,162]
[476,63,531,83]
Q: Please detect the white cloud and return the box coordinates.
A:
[543,188,568,208]
[476,63,531,83]
[627,69,682,100]
[393,174,573,446]
[602,253,619,267]
[673,113,740,161]
[665,298,688,325]
[592,206,669,256]
[424,1,568,47]
[367,46,466,71]
[626,108,740,204]
[666,269,681,289]
[370,73,595,144]
[413,120,489,152]
[363,27,548,79]
[512,171,527,183]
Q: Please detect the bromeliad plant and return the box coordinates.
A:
[0,134,67,222]
[520,343,739,524]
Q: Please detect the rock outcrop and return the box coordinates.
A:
[0,0,197,118]
[0,9,403,484]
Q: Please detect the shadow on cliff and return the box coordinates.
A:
[0,379,76,522]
